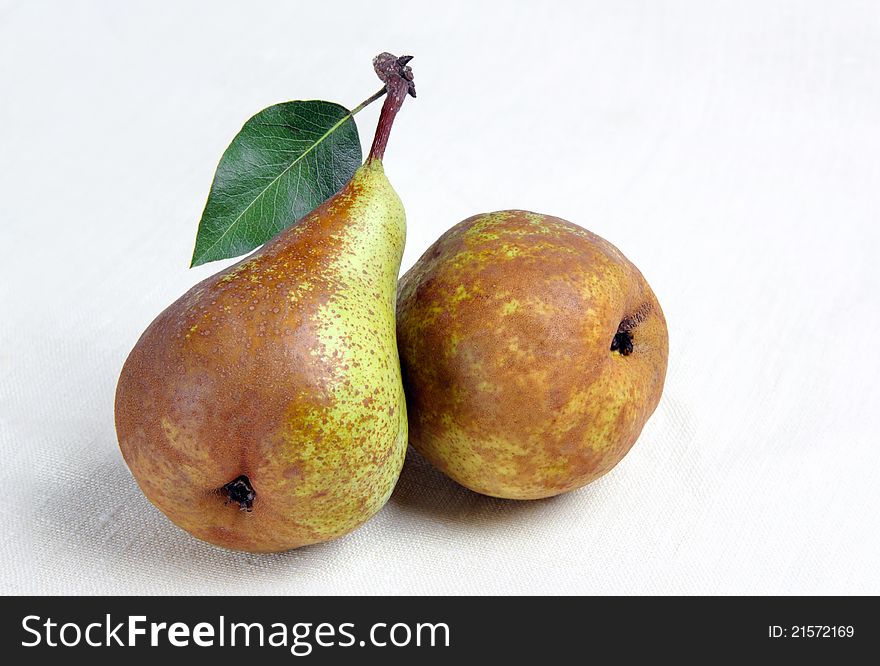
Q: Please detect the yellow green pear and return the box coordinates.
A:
[397,211,668,500]
[115,54,415,552]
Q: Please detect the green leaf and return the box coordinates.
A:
[191,101,362,267]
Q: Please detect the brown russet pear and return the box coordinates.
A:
[115,54,416,552]
[397,211,668,500]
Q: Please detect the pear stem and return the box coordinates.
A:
[368,53,416,162]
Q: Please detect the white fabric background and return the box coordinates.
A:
[1,0,878,595]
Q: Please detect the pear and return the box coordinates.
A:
[115,54,415,552]
[397,211,668,500]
